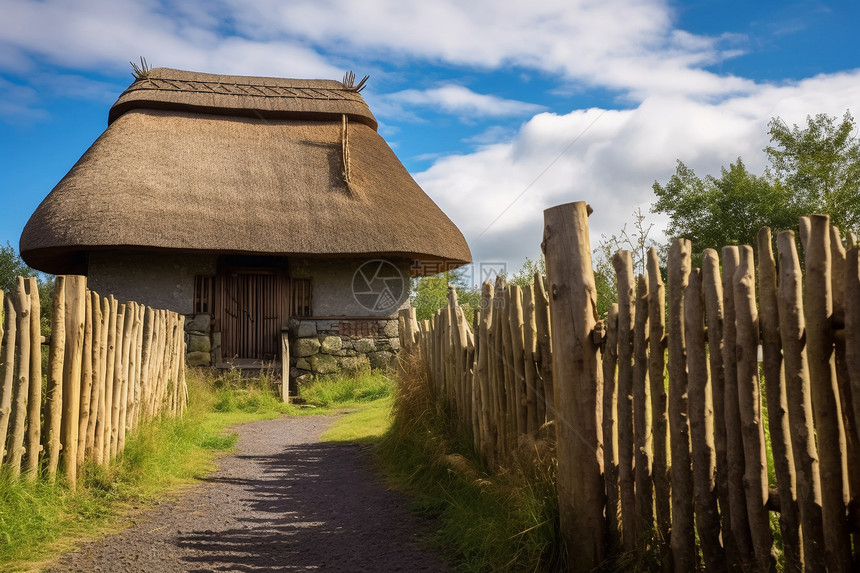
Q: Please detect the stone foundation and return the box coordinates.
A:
[288,318,400,387]
[182,314,400,384]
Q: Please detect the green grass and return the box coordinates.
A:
[0,367,396,571]
[374,353,563,572]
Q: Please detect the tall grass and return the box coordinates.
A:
[0,367,395,571]
[376,352,563,572]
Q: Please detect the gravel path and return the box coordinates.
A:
[45,415,449,572]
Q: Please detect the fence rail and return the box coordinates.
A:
[399,202,860,572]
[0,275,187,489]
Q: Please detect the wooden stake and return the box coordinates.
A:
[758,227,801,570]
[632,274,653,541]
[0,293,16,467]
[7,277,32,476]
[646,247,670,558]
[721,246,755,566]
[43,277,64,480]
[24,277,42,481]
[803,215,851,572]
[613,250,637,551]
[668,238,695,572]
[686,268,725,570]
[59,275,87,491]
[602,303,620,550]
[543,201,605,570]
[777,231,826,571]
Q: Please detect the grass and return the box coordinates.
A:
[374,352,563,572]
[0,367,396,572]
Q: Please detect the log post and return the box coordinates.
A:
[93,294,109,466]
[0,293,15,467]
[77,290,94,467]
[43,277,64,480]
[59,275,87,490]
[701,249,735,564]
[602,303,620,550]
[85,291,103,459]
[522,284,539,436]
[721,246,755,566]
[685,268,725,571]
[632,274,653,540]
[534,273,554,422]
[668,238,695,572]
[646,247,670,557]
[778,230,826,570]
[848,245,860,452]
[281,331,290,403]
[803,215,851,572]
[7,277,32,476]
[734,246,775,570]
[543,202,605,571]
[102,296,117,464]
[508,285,527,440]
[758,227,801,570]
[110,303,126,460]
[613,250,637,551]
[477,282,495,466]
[24,277,42,480]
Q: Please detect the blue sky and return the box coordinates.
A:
[1,0,859,282]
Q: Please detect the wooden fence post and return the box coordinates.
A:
[734,245,775,571]
[477,282,495,466]
[668,238,695,572]
[721,246,755,567]
[632,274,653,542]
[602,303,620,550]
[534,273,554,423]
[7,277,32,476]
[685,268,725,570]
[613,250,637,551]
[522,284,539,436]
[24,277,42,480]
[77,290,93,467]
[847,245,860,449]
[59,275,87,491]
[508,285,527,441]
[804,215,851,572]
[43,277,64,480]
[758,227,801,569]
[646,247,670,558]
[701,249,735,564]
[0,293,16,467]
[543,201,605,571]
[776,230,827,571]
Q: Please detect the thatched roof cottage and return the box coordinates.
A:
[21,67,470,376]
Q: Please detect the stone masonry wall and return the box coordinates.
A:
[289,318,400,387]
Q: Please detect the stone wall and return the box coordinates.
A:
[288,318,400,386]
[185,313,214,367]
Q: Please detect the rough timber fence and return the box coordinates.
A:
[0,275,187,490]
[398,202,860,572]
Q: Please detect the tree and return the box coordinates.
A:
[0,242,54,334]
[410,270,480,324]
[652,111,860,255]
[766,111,860,231]
[652,159,795,256]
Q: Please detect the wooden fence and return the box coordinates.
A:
[399,202,860,572]
[0,275,187,490]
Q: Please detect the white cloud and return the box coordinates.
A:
[380,85,545,119]
[416,70,860,274]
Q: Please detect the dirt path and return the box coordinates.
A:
[45,415,450,572]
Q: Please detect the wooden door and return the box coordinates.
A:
[217,270,284,361]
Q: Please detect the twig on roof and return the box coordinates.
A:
[131,57,151,80]
[342,71,370,93]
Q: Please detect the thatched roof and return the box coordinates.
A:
[21,68,471,276]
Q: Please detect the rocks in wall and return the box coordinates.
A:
[288,318,400,384]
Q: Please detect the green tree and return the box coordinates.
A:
[410,270,480,324]
[507,256,546,288]
[652,111,860,255]
[0,242,54,334]
[652,159,794,255]
[766,111,860,231]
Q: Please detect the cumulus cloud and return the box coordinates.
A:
[416,70,860,273]
[379,85,546,120]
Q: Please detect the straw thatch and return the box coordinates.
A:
[21,68,471,275]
